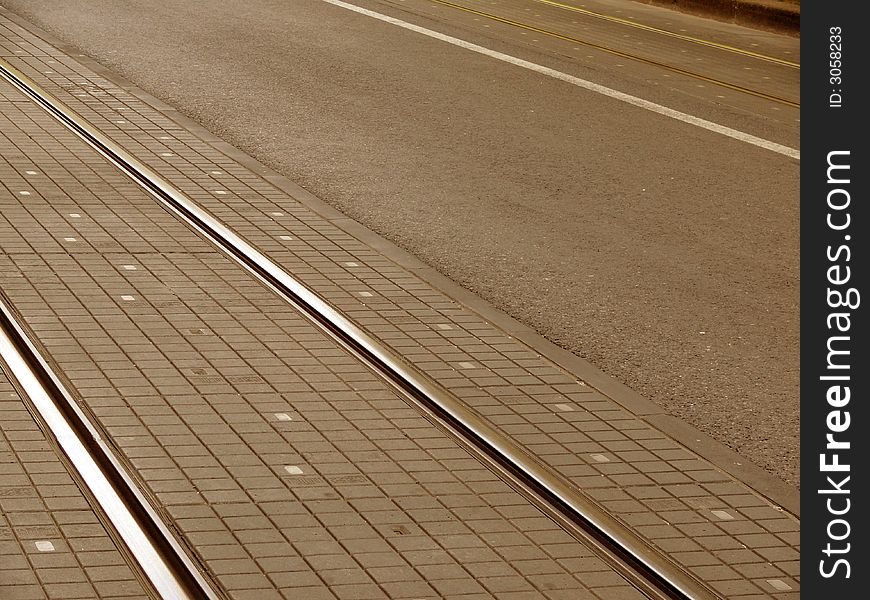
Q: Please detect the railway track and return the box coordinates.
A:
[0,293,221,599]
[0,57,722,600]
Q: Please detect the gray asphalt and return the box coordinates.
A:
[0,0,800,485]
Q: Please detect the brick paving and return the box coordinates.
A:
[0,71,641,600]
[0,368,150,599]
[0,8,799,599]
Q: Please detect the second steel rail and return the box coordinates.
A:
[0,56,721,600]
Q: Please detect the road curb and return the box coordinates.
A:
[632,0,799,35]
[0,5,799,518]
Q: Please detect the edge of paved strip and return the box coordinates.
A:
[0,73,669,599]
[0,7,798,519]
[629,0,800,35]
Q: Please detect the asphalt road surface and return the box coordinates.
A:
[0,0,800,485]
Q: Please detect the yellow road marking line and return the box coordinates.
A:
[322,0,800,159]
[427,0,799,107]
[531,0,799,68]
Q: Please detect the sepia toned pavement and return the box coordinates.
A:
[0,9,798,599]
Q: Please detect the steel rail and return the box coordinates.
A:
[0,293,222,600]
[420,0,799,108]
[0,57,720,600]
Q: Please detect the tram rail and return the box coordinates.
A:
[0,293,222,600]
[1,56,723,600]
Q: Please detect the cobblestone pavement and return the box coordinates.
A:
[0,9,798,599]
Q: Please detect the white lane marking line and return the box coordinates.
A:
[458,361,476,369]
[590,453,610,463]
[344,261,359,267]
[358,291,374,297]
[63,237,77,242]
[274,413,293,421]
[122,265,137,270]
[436,323,453,330]
[554,403,574,412]
[18,191,30,196]
[69,213,81,218]
[320,0,799,160]
[213,190,227,195]
[279,235,293,240]
[35,541,55,552]
[284,465,304,475]
[25,170,38,175]
[711,509,734,520]
[120,295,136,301]
[271,211,284,216]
